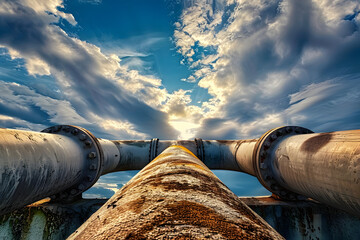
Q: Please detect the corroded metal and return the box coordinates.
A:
[252,126,313,200]
[1,125,359,219]
[0,127,92,215]
[270,129,360,216]
[68,146,284,239]
[0,125,121,215]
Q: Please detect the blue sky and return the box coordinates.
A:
[0,0,359,198]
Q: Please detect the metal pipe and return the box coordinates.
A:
[0,125,105,215]
[251,126,360,216]
[1,124,359,218]
[68,145,284,239]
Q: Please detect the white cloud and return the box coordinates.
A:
[174,0,360,139]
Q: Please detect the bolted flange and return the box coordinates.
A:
[42,125,104,202]
[194,138,205,162]
[253,126,313,200]
[149,138,159,162]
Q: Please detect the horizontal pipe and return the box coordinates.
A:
[251,126,360,217]
[0,128,90,215]
[1,125,359,218]
[68,146,284,239]
[274,130,360,216]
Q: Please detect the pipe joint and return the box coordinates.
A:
[42,125,104,202]
[194,138,205,162]
[253,126,313,200]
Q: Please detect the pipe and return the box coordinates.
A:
[250,126,360,216]
[0,125,111,215]
[68,145,284,239]
[1,125,359,217]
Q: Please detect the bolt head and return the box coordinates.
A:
[260,162,267,169]
[71,129,79,135]
[84,140,92,147]
[79,134,87,141]
[88,152,96,159]
[89,164,97,170]
[78,184,85,191]
[270,134,277,141]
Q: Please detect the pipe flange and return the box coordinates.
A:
[195,138,205,162]
[253,126,313,200]
[42,125,104,202]
[149,138,159,162]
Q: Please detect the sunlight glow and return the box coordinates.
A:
[168,119,200,140]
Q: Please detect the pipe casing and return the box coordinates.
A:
[0,128,87,215]
[273,130,360,216]
[68,146,284,239]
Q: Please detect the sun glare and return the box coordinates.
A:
[168,119,200,140]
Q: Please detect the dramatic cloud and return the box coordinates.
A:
[174,0,360,139]
[0,0,359,198]
[0,0,180,139]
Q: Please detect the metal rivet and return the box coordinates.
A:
[84,141,92,147]
[86,175,92,182]
[54,126,61,132]
[260,162,267,169]
[89,164,97,170]
[79,134,86,141]
[71,129,79,135]
[294,127,300,133]
[63,127,70,132]
[88,152,96,159]
[270,134,277,141]
[78,184,85,191]
[264,141,271,148]
[70,189,77,195]
[286,127,292,133]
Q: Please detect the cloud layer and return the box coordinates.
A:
[174,0,360,138]
[0,0,183,139]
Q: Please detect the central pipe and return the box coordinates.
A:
[68,145,284,239]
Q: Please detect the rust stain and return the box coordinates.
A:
[124,200,273,240]
[69,146,283,240]
[300,133,333,153]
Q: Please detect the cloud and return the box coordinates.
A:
[174,0,360,139]
[0,0,179,139]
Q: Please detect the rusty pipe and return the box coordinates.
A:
[250,126,360,217]
[0,125,120,215]
[68,145,284,239]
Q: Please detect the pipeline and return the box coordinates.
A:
[68,145,284,239]
[0,125,359,217]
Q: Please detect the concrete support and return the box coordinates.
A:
[68,146,284,239]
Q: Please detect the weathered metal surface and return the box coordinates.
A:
[2,197,360,240]
[68,146,284,239]
[244,196,360,240]
[271,129,360,217]
[110,139,244,172]
[0,199,106,240]
[252,126,313,201]
[0,127,95,215]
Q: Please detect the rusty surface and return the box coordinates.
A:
[68,146,284,240]
[274,129,360,216]
[300,132,334,153]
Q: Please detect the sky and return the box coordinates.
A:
[0,0,359,198]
